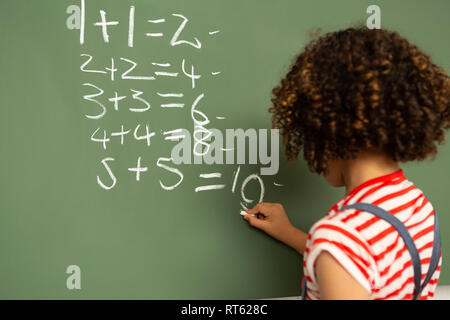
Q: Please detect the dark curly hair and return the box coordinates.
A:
[269,27,450,175]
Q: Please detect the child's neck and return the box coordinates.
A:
[342,151,400,196]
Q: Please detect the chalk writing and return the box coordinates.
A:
[71,2,281,214]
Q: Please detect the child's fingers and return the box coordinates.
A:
[244,213,267,230]
[246,202,272,216]
[245,203,262,215]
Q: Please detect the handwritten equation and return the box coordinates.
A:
[69,2,280,210]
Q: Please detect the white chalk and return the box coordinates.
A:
[240,210,256,217]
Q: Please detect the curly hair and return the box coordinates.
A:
[269,27,450,175]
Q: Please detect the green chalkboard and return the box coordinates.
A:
[0,0,449,299]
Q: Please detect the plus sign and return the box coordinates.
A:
[128,157,148,181]
[93,10,119,43]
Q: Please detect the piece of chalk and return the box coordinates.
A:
[240,210,256,217]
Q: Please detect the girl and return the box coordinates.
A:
[243,27,449,300]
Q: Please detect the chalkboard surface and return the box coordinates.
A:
[1,0,449,299]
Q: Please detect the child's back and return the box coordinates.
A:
[304,169,440,299]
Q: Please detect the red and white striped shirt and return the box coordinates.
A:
[303,169,441,300]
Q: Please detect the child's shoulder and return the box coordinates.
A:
[311,173,434,249]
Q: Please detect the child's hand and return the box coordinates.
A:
[243,202,308,254]
[243,202,293,243]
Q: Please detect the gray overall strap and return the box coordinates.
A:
[301,277,307,300]
[341,202,441,300]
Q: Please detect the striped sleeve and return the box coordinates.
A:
[305,216,380,294]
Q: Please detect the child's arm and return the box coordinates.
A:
[315,251,370,300]
[243,203,308,255]
[244,203,371,299]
